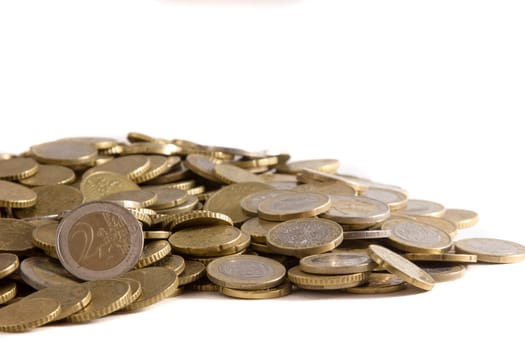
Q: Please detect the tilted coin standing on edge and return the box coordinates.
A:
[56,201,144,281]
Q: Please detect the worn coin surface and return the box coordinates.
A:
[168,225,243,257]
[220,279,292,299]
[26,284,92,320]
[258,192,331,221]
[178,260,206,285]
[240,190,291,217]
[56,201,144,280]
[0,180,37,208]
[30,140,98,168]
[397,199,445,217]
[421,264,466,282]
[442,209,479,229]
[277,158,340,174]
[299,251,376,275]
[19,256,79,290]
[362,187,408,211]
[287,265,368,290]
[148,188,187,210]
[345,273,407,294]
[412,216,458,239]
[383,218,453,253]
[14,185,83,219]
[185,154,221,182]
[0,157,39,181]
[0,253,19,279]
[84,155,151,181]
[19,164,76,187]
[320,195,390,228]
[293,181,356,196]
[122,267,179,311]
[102,190,158,208]
[207,255,286,290]
[266,218,343,256]
[454,238,525,263]
[153,254,186,275]
[214,163,265,184]
[240,217,280,244]
[0,218,35,253]
[0,297,61,332]
[368,244,435,291]
[80,171,141,202]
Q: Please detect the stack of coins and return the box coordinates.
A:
[1,132,525,332]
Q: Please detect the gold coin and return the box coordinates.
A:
[121,142,180,156]
[266,218,343,257]
[249,241,275,254]
[66,279,133,323]
[442,209,479,229]
[421,264,466,282]
[0,157,39,181]
[287,265,368,290]
[142,162,189,186]
[383,218,453,254]
[19,256,79,290]
[343,230,392,240]
[240,190,292,217]
[56,201,144,280]
[295,168,368,192]
[361,187,408,211]
[345,273,407,294]
[80,171,141,202]
[184,249,246,266]
[189,276,220,292]
[186,185,205,196]
[127,207,154,226]
[0,218,35,253]
[206,255,286,290]
[220,279,292,299]
[19,164,76,187]
[117,277,143,304]
[454,238,525,263]
[277,159,340,174]
[240,217,280,244]
[59,136,119,150]
[299,251,376,275]
[144,230,171,240]
[397,199,445,217]
[404,252,477,263]
[0,180,37,208]
[168,225,242,257]
[320,195,390,228]
[0,253,19,279]
[152,195,199,219]
[121,267,179,311]
[293,181,356,196]
[102,190,158,208]
[0,297,61,332]
[367,244,435,291]
[84,155,151,181]
[136,240,172,268]
[153,254,185,275]
[258,192,331,221]
[0,280,17,304]
[14,185,83,219]
[412,216,458,239]
[168,210,233,231]
[134,155,172,183]
[213,163,265,184]
[203,182,273,224]
[185,154,221,182]
[26,283,92,320]
[30,140,97,168]
[127,132,170,144]
[178,260,206,286]
[148,188,188,210]
[231,156,279,169]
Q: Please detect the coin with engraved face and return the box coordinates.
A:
[56,201,144,281]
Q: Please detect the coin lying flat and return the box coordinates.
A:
[295,168,368,192]
[397,199,445,217]
[240,190,292,217]
[293,181,356,196]
[167,210,233,231]
[287,265,368,290]
[178,260,206,286]
[60,136,119,150]
[0,218,35,253]
[383,218,453,254]
[412,216,458,239]
[14,185,83,219]
[19,164,76,187]
[219,279,292,299]
[454,238,525,263]
[0,253,19,279]
[0,180,37,208]
[277,159,340,174]
[66,279,133,323]
[0,157,39,181]
[56,201,144,280]
[421,264,466,282]
[206,255,286,290]
[266,218,343,257]
[19,256,79,290]
[361,187,408,211]
[136,240,172,268]
[30,140,98,168]
[345,273,407,294]
[80,171,141,202]
[320,195,390,228]
[185,154,221,182]
[26,284,92,320]
[258,192,331,221]
[240,217,280,244]
[148,188,188,210]
[122,267,179,311]
[299,251,376,275]
[102,190,158,208]
[83,155,151,181]
[442,209,479,229]
[153,254,186,275]
[169,225,244,257]
[368,244,435,291]
[214,163,265,184]
[0,297,61,332]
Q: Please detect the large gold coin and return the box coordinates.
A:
[206,255,286,290]
[293,181,356,196]
[0,297,61,332]
[56,201,144,280]
[287,265,368,290]
[213,163,265,184]
[0,218,35,253]
[80,171,141,202]
[240,217,280,244]
[121,267,179,311]
[26,283,92,320]
[14,185,83,219]
[277,159,340,174]
[19,164,76,187]
[442,209,479,229]
[203,182,273,224]
[454,238,525,263]
[383,218,452,253]
[220,279,292,299]
[134,155,172,183]
[240,190,292,217]
[66,279,133,323]
[0,180,37,208]
[320,195,390,228]
[30,140,98,168]
[345,273,407,294]
[0,280,17,304]
[19,256,79,290]
[168,225,242,257]
[148,188,188,210]
[185,154,221,182]
[266,218,343,257]
[102,190,158,208]
[178,260,206,286]
[0,157,39,181]
[153,254,186,275]
[258,192,331,221]
[0,253,19,279]
[60,136,119,150]
[367,244,435,291]
[397,199,445,217]
[136,240,172,268]
[84,155,151,181]
[167,210,233,231]
[299,251,376,275]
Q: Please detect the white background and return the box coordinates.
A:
[1,0,525,348]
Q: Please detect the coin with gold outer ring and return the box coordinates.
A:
[345,273,407,294]
[258,192,331,221]
[443,209,479,229]
[383,218,452,254]
[454,238,525,263]
[397,199,445,217]
[403,252,477,263]
[299,251,376,275]
[421,264,466,282]
[220,279,292,299]
[287,265,369,290]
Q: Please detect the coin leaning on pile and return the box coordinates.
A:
[0,132,524,332]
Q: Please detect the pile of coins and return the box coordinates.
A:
[1,132,524,332]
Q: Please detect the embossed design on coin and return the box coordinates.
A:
[0,219,35,253]
[258,192,331,221]
[320,195,390,228]
[397,199,445,217]
[383,219,452,253]
[454,238,525,263]
[0,297,61,332]
[56,201,144,280]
